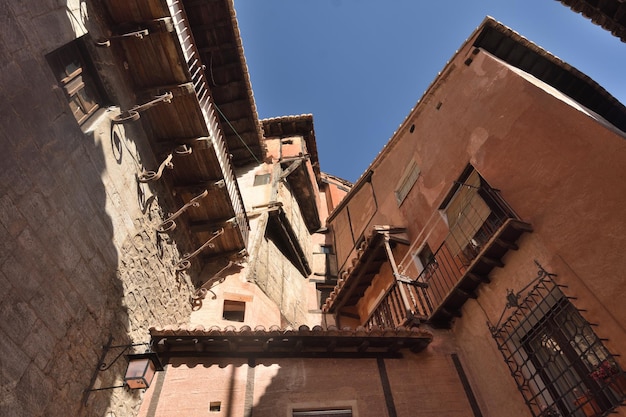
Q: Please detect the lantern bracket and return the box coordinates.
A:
[82,336,162,406]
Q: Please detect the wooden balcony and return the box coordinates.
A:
[366,187,532,328]
[366,279,432,329]
[103,0,254,269]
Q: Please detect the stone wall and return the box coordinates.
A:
[242,162,324,327]
[0,2,199,416]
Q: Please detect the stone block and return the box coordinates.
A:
[39,221,82,274]
[0,293,40,350]
[69,219,99,262]
[22,319,57,372]
[32,10,78,54]
[0,60,28,100]
[13,227,60,280]
[29,288,72,340]
[17,191,51,232]
[16,139,59,198]
[68,261,106,316]
[0,147,33,198]
[14,48,54,92]
[46,188,77,228]
[0,328,30,384]
[16,363,55,417]
[89,254,114,287]
[1,253,41,301]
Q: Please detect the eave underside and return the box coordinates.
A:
[150,325,433,357]
[476,20,626,132]
[558,0,626,42]
[182,0,264,166]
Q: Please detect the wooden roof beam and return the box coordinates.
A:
[139,82,195,100]
[190,217,238,234]
[174,179,226,194]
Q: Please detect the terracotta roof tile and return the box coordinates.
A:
[149,324,433,356]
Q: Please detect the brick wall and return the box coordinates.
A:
[137,335,476,417]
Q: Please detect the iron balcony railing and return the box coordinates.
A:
[366,186,530,328]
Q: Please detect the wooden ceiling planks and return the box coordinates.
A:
[105,0,168,24]
[121,35,188,88]
[182,0,264,167]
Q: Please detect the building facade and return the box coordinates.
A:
[1,1,625,417]
[320,17,626,417]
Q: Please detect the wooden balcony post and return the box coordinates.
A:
[382,236,412,322]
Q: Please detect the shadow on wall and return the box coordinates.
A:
[0,1,195,417]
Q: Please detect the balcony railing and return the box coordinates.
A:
[168,0,250,247]
[366,279,432,329]
[366,186,532,328]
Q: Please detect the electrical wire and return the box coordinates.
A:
[207,49,261,165]
[214,102,261,164]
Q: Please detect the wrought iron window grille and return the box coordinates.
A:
[489,262,625,417]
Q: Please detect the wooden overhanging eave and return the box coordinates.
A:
[324,227,408,314]
[262,115,321,182]
[475,18,626,132]
[182,0,265,167]
[556,0,626,43]
[280,158,322,233]
[150,325,433,357]
[267,207,311,277]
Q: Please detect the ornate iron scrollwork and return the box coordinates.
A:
[112,92,173,123]
[156,189,208,232]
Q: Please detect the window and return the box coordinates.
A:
[222,300,245,322]
[492,275,624,417]
[439,166,519,266]
[293,409,352,417]
[317,245,332,254]
[253,173,271,186]
[209,401,221,412]
[414,243,436,281]
[414,244,434,271]
[46,36,104,125]
[441,169,491,259]
[394,159,420,205]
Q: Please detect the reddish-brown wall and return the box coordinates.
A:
[325,43,626,416]
[138,331,477,417]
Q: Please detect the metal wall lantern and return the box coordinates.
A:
[124,352,163,389]
[83,337,164,405]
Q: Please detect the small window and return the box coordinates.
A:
[222,300,245,322]
[414,243,436,277]
[318,245,332,254]
[253,173,271,186]
[209,401,221,412]
[46,36,103,125]
[293,409,352,417]
[415,244,434,269]
[394,159,420,205]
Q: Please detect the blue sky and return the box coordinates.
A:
[235,1,626,182]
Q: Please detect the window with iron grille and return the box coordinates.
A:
[491,271,625,417]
